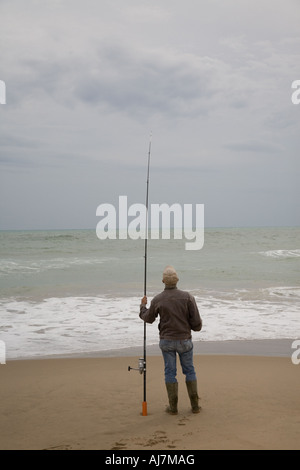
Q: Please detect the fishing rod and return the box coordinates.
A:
[128,134,152,417]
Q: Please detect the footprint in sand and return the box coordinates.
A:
[111,441,127,450]
[111,430,179,450]
[178,416,189,426]
[43,444,73,450]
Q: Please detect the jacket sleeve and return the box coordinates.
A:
[139,300,158,324]
[188,295,202,332]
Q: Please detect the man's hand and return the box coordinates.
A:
[141,296,147,305]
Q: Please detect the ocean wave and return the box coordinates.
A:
[1,292,299,359]
[265,286,300,299]
[259,249,300,259]
[43,234,79,240]
[0,257,109,276]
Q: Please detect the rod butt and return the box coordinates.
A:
[142,401,148,416]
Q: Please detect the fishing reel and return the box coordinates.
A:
[128,358,145,375]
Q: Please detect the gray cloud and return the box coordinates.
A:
[72,46,223,118]
[0,133,40,149]
[0,0,299,229]
[224,140,282,154]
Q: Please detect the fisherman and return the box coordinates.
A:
[140,266,202,415]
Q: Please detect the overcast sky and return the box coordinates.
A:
[1,0,299,230]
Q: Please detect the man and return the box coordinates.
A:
[140,266,202,415]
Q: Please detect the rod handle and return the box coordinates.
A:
[142,401,147,416]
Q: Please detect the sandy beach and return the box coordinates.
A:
[0,342,299,450]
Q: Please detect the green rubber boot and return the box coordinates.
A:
[186,380,201,413]
[165,382,178,415]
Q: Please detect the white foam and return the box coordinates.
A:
[0,296,157,359]
[0,257,113,277]
[195,296,300,342]
[265,286,300,299]
[0,291,299,359]
[259,249,300,259]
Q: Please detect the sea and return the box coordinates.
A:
[0,227,299,360]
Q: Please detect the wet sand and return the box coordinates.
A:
[0,342,299,450]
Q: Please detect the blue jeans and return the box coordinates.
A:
[159,339,197,384]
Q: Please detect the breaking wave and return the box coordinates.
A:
[1,290,299,359]
[259,249,300,259]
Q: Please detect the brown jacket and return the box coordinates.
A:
[140,286,202,340]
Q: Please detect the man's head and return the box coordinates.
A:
[162,266,179,287]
